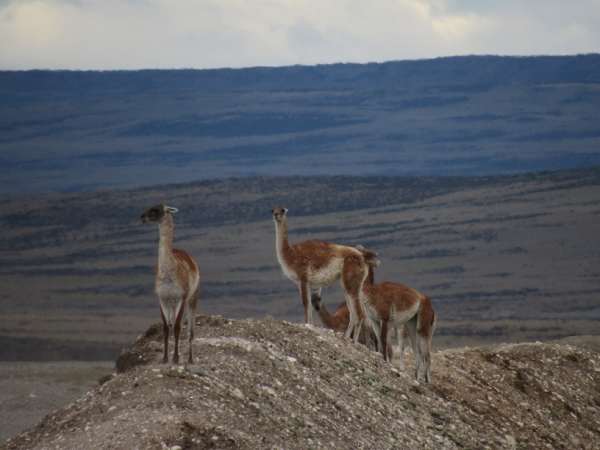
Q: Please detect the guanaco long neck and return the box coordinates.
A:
[274,218,292,262]
[158,214,176,274]
[361,265,376,297]
[367,265,375,286]
[317,302,339,330]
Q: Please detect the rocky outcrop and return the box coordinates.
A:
[4,315,600,449]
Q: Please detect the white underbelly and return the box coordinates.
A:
[156,276,184,297]
[390,302,419,326]
[156,281,185,325]
[308,257,343,287]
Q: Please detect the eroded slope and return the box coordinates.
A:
[4,316,600,449]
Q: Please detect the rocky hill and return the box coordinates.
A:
[3,315,600,450]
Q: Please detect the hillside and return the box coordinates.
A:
[3,315,600,449]
[2,55,600,193]
[2,168,600,361]
[3,167,600,360]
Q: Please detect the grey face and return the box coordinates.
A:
[272,207,288,223]
[141,204,165,223]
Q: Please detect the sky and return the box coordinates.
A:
[1,0,599,70]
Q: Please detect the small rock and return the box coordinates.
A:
[505,434,517,449]
[232,388,245,400]
[260,385,277,396]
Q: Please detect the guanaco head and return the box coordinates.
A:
[141,204,179,224]
[355,245,380,267]
[271,207,288,224]
[310,292,322,311]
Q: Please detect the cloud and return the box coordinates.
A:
[0,0,598,70]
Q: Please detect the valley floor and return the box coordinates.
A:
[0,362,112,442]
[2,169,600,361]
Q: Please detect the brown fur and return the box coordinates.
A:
[311,294,392,358]
[280,239,366,283]
[363,281,422,322]
[173,248,199,302]
[362,264,436,382]
[142,204,200,364]
[341,254,368,324]
[418,296,436,338]
[312,298,350,333]
[273,207,368,340]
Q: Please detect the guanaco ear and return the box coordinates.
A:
[283,208,288,214]
[165,206,179,214]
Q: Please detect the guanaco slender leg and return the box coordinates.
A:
[341,255,367,342]
[299,279,310,324]
[172,301,185,364]
[395,325,405,369]
[308,287,321,326]
[354,317,364,344]
[368,317,383,353]
[187,319,194,364]
[404,317,419,378]
[187,294,197,364]
[381,319,389,362]
[160,307,169,364]
[344,292,357,339]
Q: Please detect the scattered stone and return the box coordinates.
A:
[4,315,600,450]
[231,388,245,401]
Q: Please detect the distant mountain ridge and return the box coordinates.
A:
[1,55,600,193]
[3,54,600,92]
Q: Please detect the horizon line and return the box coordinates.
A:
[1,52,599,73]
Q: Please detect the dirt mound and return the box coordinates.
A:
[4,315,600,449]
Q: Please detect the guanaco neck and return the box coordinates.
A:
[361,265,376,297]
[367,265,375,286]
[316,302,339,330]
[157,214,176,275]
[274,217,292,263]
